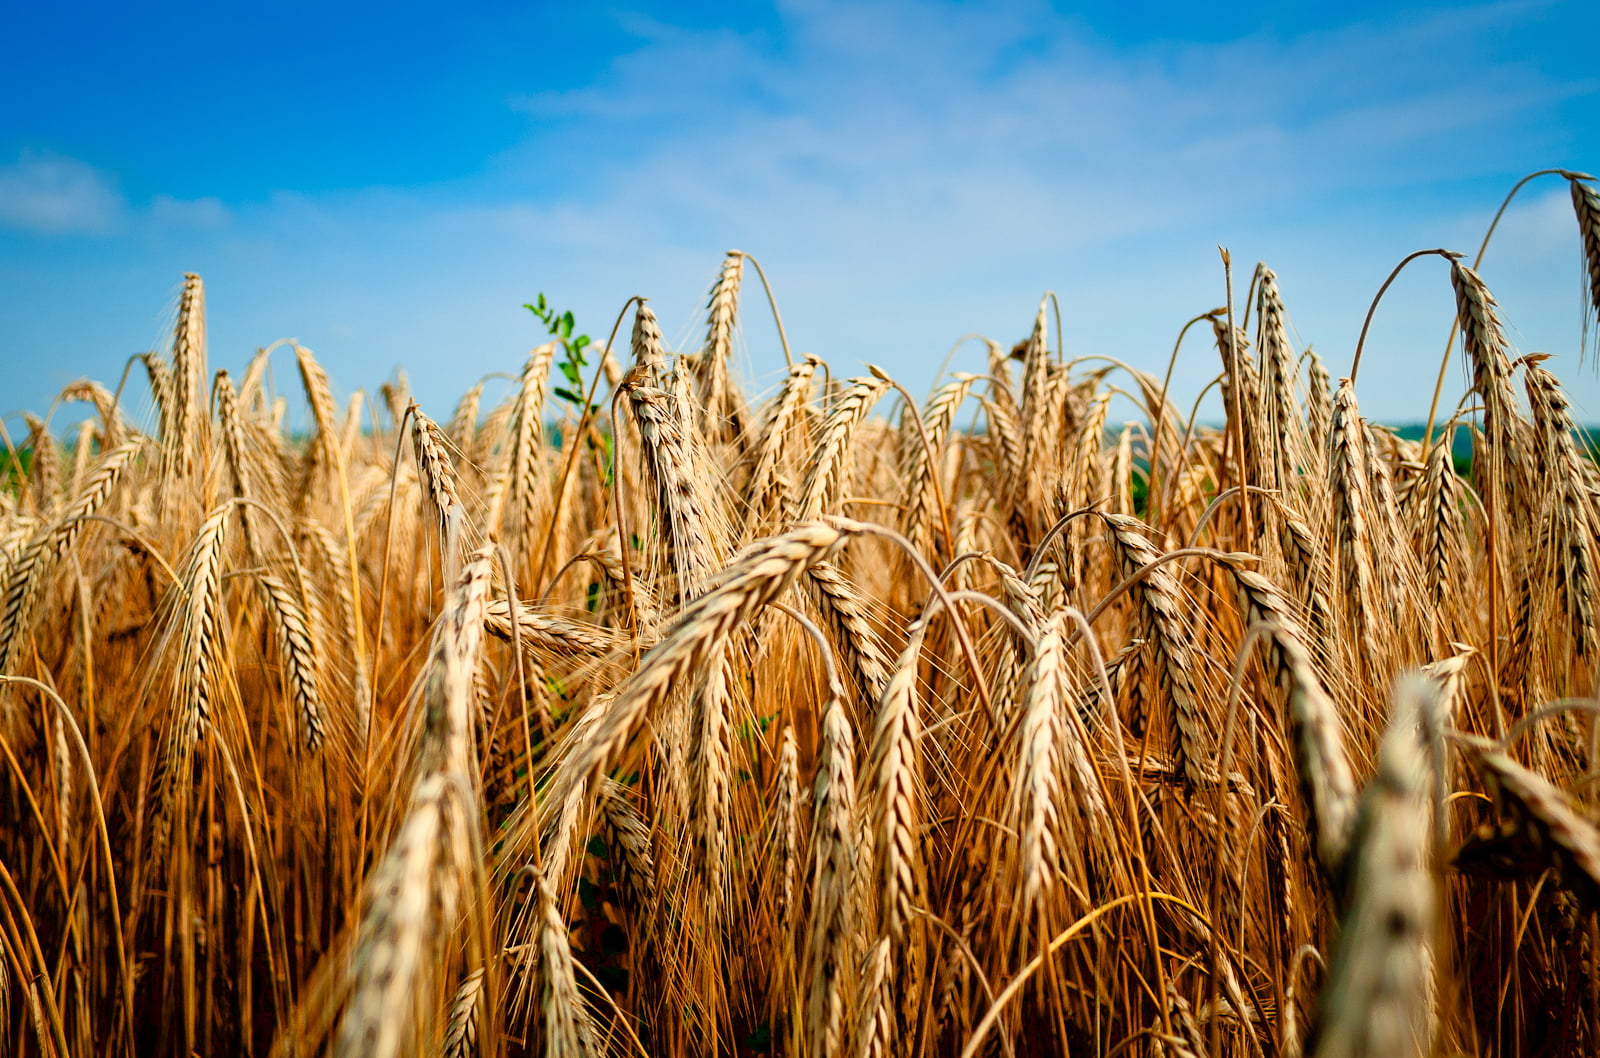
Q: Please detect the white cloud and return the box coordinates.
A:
[150,193,231,230]
[0,150,125,234]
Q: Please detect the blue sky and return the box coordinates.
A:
[2,0,1597,433]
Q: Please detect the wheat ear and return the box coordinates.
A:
[745,356,820,535]
[531,864,598,1058]
[797,372,893,522]
[542,522,857,815]
[20,415,59,519]
[333,774,476,1058]
[0,439,141,723]
[1307,674,1437,1058]
[806,689,858,1058]
[257,574,327,753]
[699,250,749,442]
[1523,359,1600,660]
[1222,556,1358,879]
[806,561,894,709]
[410,403,466,584]
[167,272,209,481]
[1102,513,1212,787]
[1463,740,1600,909]
[773,723,802,927]
[621,379,724,602]
[147,504,231,862]
[1570,177,1600,354]
[1257,266,1309,492]
[1328,378,1381,670]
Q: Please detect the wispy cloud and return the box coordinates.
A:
[150,194,231,230]
[0,150,125,234]
[487,0,1587,276]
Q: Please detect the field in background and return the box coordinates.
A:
[2,172,1600,1058]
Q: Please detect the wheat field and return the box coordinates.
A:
[3,171,1600,1058]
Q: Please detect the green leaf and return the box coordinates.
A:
[553,386,583,405]
[559,311,575,339]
